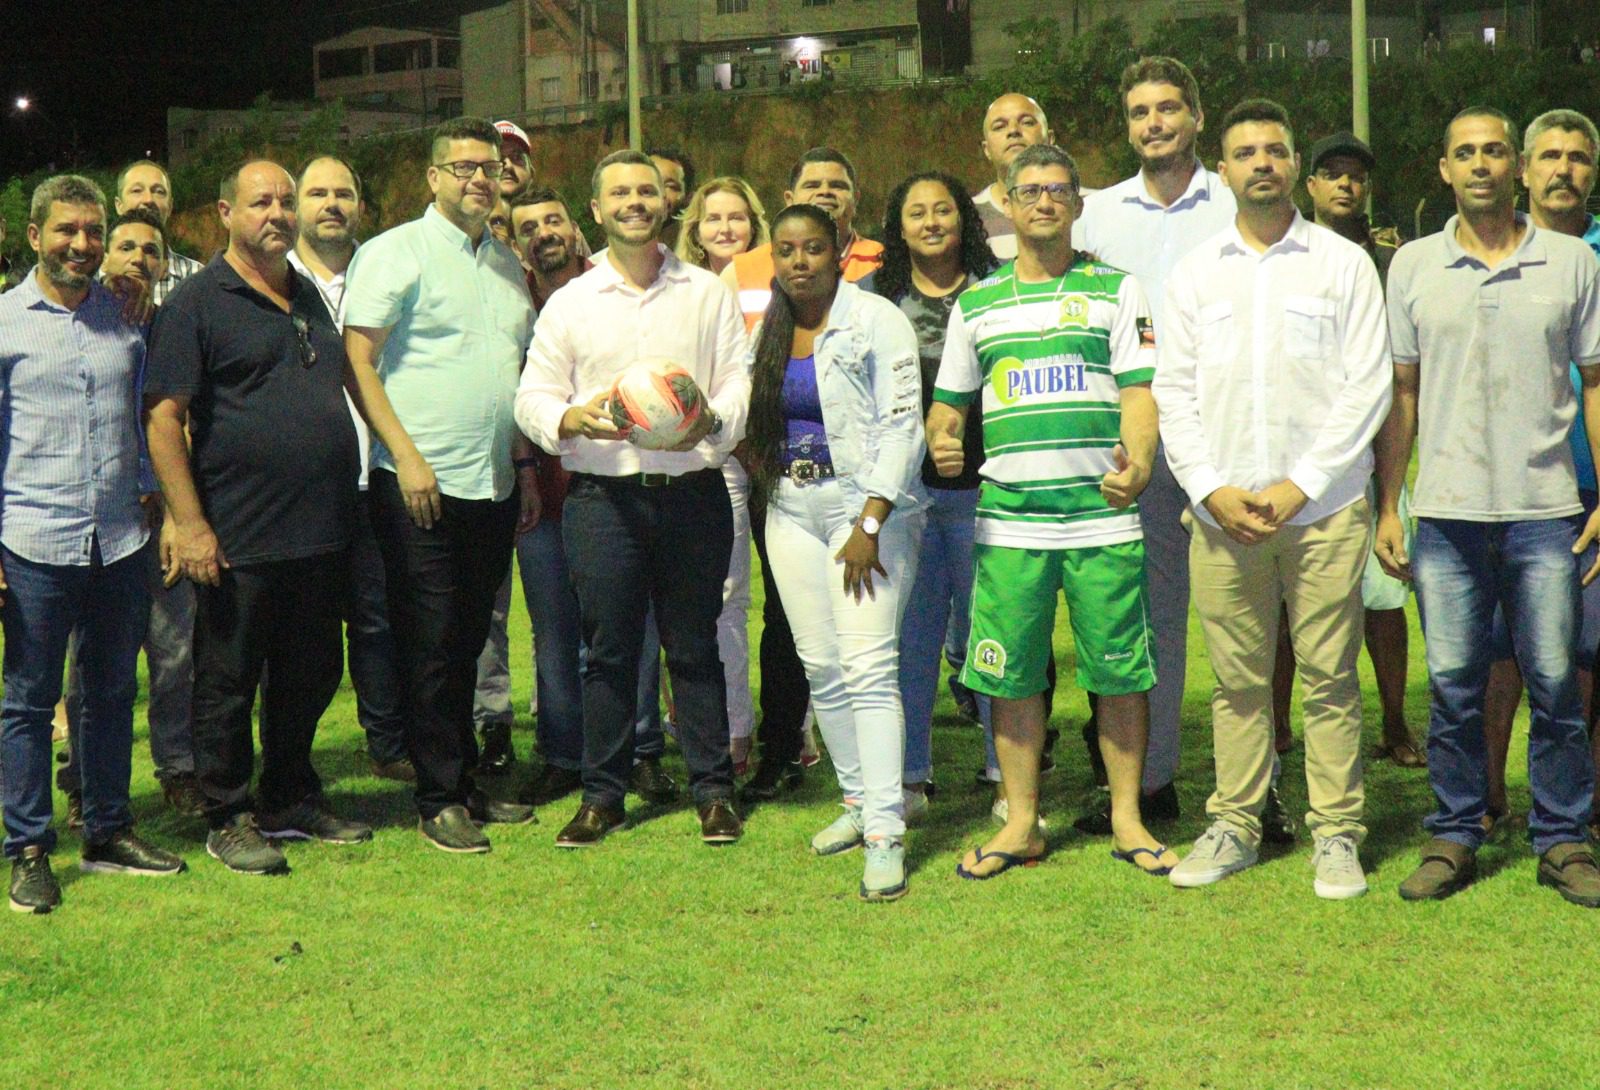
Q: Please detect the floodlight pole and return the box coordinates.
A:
[628,0,642,149]
[1351,0,1369,143]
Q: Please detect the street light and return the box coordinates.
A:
[14,96,31,111]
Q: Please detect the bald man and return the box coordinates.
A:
[145,159,369,875]
[973,92,1056,261]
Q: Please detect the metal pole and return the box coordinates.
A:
[627,0,642,149]
[1351,0,1369,143]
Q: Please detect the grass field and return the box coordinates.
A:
[1,571,1584,1090]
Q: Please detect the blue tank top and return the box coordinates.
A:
[780,354,832,467]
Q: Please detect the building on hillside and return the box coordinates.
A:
[313,27,463,118]
[166,103,424,167]
[462,0,972,126]
[967,0,1247,73]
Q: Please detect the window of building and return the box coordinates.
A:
[373,39,432,73]
[716,0,749,12]
[801,0,833,7]
[436,39,460,68]
[317,47,365,80]
[542,77,562,102]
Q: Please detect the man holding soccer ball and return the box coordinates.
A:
[517,149,751,848]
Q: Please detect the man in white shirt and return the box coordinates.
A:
[971,92,1053,262]
[1071,55,1238,836]
[1155,99,1391,899]
[518,149,750,848]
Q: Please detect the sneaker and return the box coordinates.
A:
[419,805,491,854]
[161,773,208,818]
[811,804,865,856]
[1169,820,1258,888]
[80,829,186,876]
[206,814,289,875]
[258,798,374,844]
[478,721,516,773]
[860,838,908,901]
[903,788,930,827]
[991,796,1047,832]
[629,757,679,805]
[1311,834,1368,900]
[741,757,804,801]
[9,847,61,914]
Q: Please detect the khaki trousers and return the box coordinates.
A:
[1187,499,1371,847]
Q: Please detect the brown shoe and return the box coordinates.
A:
[370,757,417,783]
[161,773,207,818]
[698,798,743,844]
[1538,842,1600,907]
[555,803,625,849]
[1397,837,1476,901]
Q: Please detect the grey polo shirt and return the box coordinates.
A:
[1387,213,1600,521]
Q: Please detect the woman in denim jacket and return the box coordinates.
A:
[745,203,927,901]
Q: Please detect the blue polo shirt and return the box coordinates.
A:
[342,205,535,502]
[1569,215,1600,494]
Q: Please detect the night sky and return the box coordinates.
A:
[2,0,497,176]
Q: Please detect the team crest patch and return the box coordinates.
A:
[1137,316,1155,348]
[1060,295,1090,327]
[973,638,1008,679]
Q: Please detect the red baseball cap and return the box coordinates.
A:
[494,120,531,155]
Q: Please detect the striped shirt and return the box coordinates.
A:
[154,250,204,307]
[0,272,151,566]
[933,258,1155,549]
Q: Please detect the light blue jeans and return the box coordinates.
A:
[898,486,988,784]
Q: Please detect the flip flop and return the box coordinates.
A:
[1110,844,1175,876]
[1373,740,1427,768]
[955,845,1046,880]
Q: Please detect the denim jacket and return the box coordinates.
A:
[752,279,928,515]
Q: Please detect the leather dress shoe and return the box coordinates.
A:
[699,798,743,844]
[556,803,626,848]
[520,764,583,807]
[478,721,516,773]
[629,757,679,804]
[466,790,535,826]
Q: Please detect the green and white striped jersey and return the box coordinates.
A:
[932,257,1155,549]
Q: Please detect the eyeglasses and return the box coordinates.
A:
[291,314,317,369]
[434,159,505,180]
[1008,182,1078,207]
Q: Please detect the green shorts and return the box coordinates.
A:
[961,540,1157,699]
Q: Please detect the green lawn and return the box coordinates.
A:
[2,571,1581,1090]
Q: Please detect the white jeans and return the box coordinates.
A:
[720,461,755,743]
[766,477,923,840]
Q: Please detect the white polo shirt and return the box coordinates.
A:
[1154,211,1393,527]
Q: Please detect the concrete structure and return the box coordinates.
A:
[313,26,463,118]
[166,103,424,167]
[968,0,1245,73]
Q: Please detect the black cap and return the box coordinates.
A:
[1308,132,1375,173]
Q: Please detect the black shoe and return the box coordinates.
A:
[629,757,679,805]
[370,756,417,783]
[1040,728,1060,775]
[699,798,743,843]
[9,847,61,914]
[420,805,491,853]
[1081,715,1108,787]
[1072,781,1180,836]
[1261,785,1296,846]
[519,764,583,807]
[205,814,289,875]
[258,798,374,844]
[479,721,516,773]
[741,756,804,801]
[81,829,186,876]
[555,802,627,848]
[466,790,536,826]
[161,773,207,818]
[65,790,84,831]
[947,675,981,724]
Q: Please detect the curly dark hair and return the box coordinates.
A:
[874,171,996,303]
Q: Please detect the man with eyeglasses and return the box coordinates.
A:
[929,143,1171,880]
[144,159,369,876]
[343,117,541,854]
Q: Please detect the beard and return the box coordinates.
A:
[533,239,572,273]
[42,249,97,290]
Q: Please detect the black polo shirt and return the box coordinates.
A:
[144,253,358,565]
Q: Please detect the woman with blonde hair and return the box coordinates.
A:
[675,176,771,275]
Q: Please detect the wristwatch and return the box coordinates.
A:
[858,515,882,536]
[706,408,724,438]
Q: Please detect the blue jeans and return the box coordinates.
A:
[1413,517,1595,854]
[2,543,148,855]
[898,487,988,783]
[347,494,407,764]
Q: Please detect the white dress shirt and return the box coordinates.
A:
[1073,163,1237,333]
[1154,211,1393,527]
[288,248,371,490]
[516,244,750,475]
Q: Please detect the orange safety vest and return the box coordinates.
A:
[730,235,884,332]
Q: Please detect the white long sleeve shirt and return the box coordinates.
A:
[1153,212,1392,527]
[516,245,750,475]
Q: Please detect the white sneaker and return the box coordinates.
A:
[902,789,929,827]
[1311,833,1368,900]
[990,796,1047,831]
[1169,820,1259,888]
[810,804,864,856]
[860,838,907,901]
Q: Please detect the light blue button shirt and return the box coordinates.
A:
[0,273,150,566]
[342,204,535,502]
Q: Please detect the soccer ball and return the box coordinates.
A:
[608,359,706,450]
